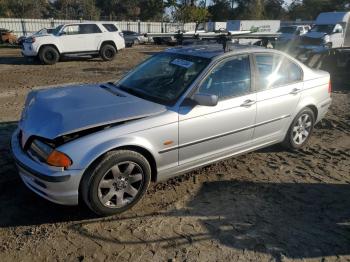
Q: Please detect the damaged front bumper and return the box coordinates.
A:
[11,128,84,205]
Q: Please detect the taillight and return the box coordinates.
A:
[328,80,332,94]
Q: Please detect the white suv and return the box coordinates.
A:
[22,22,125,64]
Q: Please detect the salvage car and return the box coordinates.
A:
[17,27,54,46]
[122,30,146,47]
[12,45,332,216]
[300,12,350,50]
[0,28,17,44]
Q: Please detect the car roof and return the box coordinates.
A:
[165,44,267,59]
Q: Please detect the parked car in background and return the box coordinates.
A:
[21,22,125,64]
[12,45,332,216]
[0,28,17,44]
[300,12,350,50]
[17,27,55,46]
[274,25,310,48]
[122,30,146,47]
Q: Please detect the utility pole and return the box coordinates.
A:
[161,0,164,33]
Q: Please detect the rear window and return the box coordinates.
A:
[103,24,118,32]
[79,24,102,34]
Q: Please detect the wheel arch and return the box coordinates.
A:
[99,40,118,51]
[78,143,158,198]
[296,96,319,122]
[38,44,61,55]
[305,104,318,121]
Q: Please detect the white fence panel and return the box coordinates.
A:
[1,18,211,36]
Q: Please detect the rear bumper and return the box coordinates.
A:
[11,128,84,206]
[316,98,332,123]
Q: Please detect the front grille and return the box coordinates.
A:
[300,36,323,45]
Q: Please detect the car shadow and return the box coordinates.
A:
[0,55,106,66]
[1,121,350,259]
[0,56,39,65]
[69,180,350,259]
[0,121,96,227]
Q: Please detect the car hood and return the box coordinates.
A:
[278,33,295,40]
[303,31,327,39]
[19,83,167,140]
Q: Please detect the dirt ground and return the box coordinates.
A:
[0,46,349,262]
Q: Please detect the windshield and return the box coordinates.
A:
[116,52,210,105]
[278,27,297,34]
[35,28,47,35]
[310,24,335,34]
[52,25,64,35]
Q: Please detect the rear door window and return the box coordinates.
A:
[79,24,102,34]
[255,53,302,90]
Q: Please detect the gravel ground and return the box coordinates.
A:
[0,46,349,262]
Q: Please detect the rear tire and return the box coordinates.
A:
[282,107,315,150]
[100,44,117,61]
[81,150,151,216]
[39,46,59,65]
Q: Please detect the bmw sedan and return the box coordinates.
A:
[11,45,332,216]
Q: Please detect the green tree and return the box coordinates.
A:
[2,0,49,18]
[138,0,164,21]
[208,0,232,21]
[264,0,285,19]
[173,4,209,24]
[52,0,100,20]
[287,0,350,20]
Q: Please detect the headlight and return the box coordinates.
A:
[25,37,36,43]
[28,139,72,168]
[322,35,330,44]
[29,139,54,161]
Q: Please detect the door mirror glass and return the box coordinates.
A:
[192,93,218,107]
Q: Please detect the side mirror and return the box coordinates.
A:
[59,31,66,36]
[192,93,218,107]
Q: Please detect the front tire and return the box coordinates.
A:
[81,150,151,216]
[283,108,315,150]
[39,46,59,65]
[100,44,117,61]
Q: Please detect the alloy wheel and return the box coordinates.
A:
[98,161,144,208]
[292,113,312,145]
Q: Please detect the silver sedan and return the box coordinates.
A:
[11,45,332,216]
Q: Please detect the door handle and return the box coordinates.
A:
[240,99,256,107]
[289,88,301,95]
